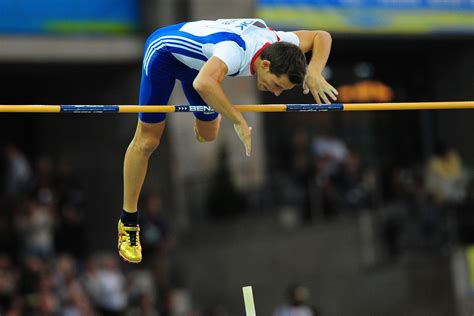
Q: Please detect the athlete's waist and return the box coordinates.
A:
[147,22,187,42]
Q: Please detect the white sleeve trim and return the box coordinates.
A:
[275,31,300,46]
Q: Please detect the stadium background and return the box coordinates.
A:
[0,0,473,315]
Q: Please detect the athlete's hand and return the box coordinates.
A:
[303,72,338,105]
[234,120,252,157]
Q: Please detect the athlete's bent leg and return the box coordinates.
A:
[194,115,221,142]
[181,80,221,142]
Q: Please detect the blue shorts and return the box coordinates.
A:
[139,24,218,123]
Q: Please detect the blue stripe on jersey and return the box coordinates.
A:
[144,37,203,68]
[146,36,203,54]
[178,31,246,51]
[167,47,208,62]
[144,42,206,75]
[159,36,202,49]
[157,40,202,52]
[156,22,247,50]
[163,43,202,55]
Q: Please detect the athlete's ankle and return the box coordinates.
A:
[121,209,139,226]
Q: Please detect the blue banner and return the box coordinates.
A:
[0,0,138,34]
[257,0,474,34]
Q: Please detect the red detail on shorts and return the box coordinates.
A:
[250,42,271,75]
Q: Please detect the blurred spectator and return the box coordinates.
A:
[425,142,468,204]
[0,255,19,313]
[3,296,23,316]
[141,192,172,265]
[380,198,407,261]
[33,155,54,190]
[81,256,102,308]
[34,290,59,315]
[54,157,85,210]
[16,199,55,259]
[54,254,94,316]
[332,149,377,213]
[55,204,86,259]
[126,292,159,316]
[0,209,17,260]
[18,255,59,314]
[407,172,445,251]
[140,191,175,312]
[18,255,45,296]
[312,132,348,171]
[126,270,159,316]
[273,284,319,316]
[456,184,474,244]
[311,132,348,218]
[207,145,246,219]
[168,288,193,316]
[290,130,313,222]
[93,255,128,315]
[2,144,32,199]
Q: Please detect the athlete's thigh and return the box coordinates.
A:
[181,81,221,137]
[181,81,219,122]
[138,52,176,123]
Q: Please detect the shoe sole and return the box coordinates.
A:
[118,250,142,264]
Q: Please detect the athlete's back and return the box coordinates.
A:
[144,19,299,77]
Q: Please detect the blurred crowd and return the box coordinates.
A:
[272,129,378,225]
[379,141,473,260]
[0,144,177,316]
[0,143,321,316]
[277,129,474,261]
[1,134,472,315]
[272,284,319,316]
[3,143,318,316]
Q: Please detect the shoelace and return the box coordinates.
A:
[126,230,137,246]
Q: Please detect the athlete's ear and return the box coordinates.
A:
[261,59,271,71]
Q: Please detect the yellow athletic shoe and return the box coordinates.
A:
[117,219,142,263]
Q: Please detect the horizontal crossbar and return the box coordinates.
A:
[0,102,472,113]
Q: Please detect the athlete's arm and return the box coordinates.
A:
[193,56,251,156]
[193,57,243,124]
[294,30,338,104]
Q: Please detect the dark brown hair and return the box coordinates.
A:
[260,42,307,85]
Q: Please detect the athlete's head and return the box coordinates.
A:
[254,42,307,96]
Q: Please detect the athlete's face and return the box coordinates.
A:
[256,60,295,96]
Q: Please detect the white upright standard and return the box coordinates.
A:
[242,286,256,316]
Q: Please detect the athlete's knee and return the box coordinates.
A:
[204,133,218,142]
[132,125,164,155]
[195,128,218,142]
[131,121,165,155]
[132,133,161,155]
[194,118,220,142]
